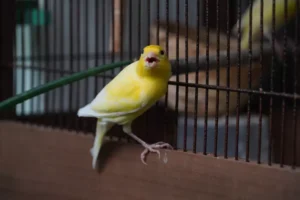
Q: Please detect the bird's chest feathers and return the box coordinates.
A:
[139,77,168,101]
[105,74,166,105]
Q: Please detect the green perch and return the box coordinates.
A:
[0,61,132,111]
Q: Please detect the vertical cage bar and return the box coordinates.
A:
[183,0,189,152]
[126,0,131,143]
[128,0,132,60]
[193,0,201,153]
[53,0,58,127]
[68,0,74,129]
[214,0,220,157]
[30,1,35,117]
[280,0,288,167]
[94,0,99,97]
[203,0,210,155]
[246,0,253,162]
[109,0,115,138]
[119,0,124,70]
[145,0,150,138]
[235,0,242,160]
[224,0,230,159]
[147,0,150,44]
[292,0,299,169]
[137,0,141,55]
[118,0,124,141]
[20,1,26,116]
[102,0,106,87]
[83,0,89,132]
[75,0,81,131]
[257,0,264,164]
[111,0,115,64]
[156,0,160,45]
[164,0,169,143]
[37,1,42,116]
[154,0,160,142]
[268,0,276,166]
[174,0,180,150]
[110,0,115,139]
[165,0,169,57]
[44,0,50,122]
[59,0,65,128]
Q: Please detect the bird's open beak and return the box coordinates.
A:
[144,52,159,69]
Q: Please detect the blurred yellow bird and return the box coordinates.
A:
[78,45,173,169]
[233,0,297,50]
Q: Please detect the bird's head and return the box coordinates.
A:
[137,45,171,79]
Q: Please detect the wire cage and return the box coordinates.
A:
[0,0,300,199]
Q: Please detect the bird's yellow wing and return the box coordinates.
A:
[77,62,148,118]
[92,78,145,113]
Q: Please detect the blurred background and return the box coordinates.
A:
[0,0,299,167]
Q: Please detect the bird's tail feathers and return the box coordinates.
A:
[91,120,113,169]
[77,104,99,117]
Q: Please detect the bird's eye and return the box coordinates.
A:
[160,50,165,55]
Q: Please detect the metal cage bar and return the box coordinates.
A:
[0,0,299,170]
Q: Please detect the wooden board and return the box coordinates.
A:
[109,0,122,53]
[0,121,300,200]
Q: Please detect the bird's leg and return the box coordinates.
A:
[123,124,173,165]
[140,142,174,164]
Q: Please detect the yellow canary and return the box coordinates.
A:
[78,45,173,169]
[233,0,297,49]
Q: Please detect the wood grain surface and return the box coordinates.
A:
[0,121,299,200]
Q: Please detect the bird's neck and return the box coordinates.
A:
[136,60,154,77]
[136,60,171,80]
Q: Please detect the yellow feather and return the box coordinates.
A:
[79,44,171,125]
[77,45,172,169]
[233,0,297,49]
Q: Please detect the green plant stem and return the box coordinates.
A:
[0,60,132,111]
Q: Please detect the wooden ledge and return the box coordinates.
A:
[0,121,300,200]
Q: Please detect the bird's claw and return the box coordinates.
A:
[150,141,174,149]
[140,141,173,165]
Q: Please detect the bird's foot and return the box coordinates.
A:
[140,141,173,165]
